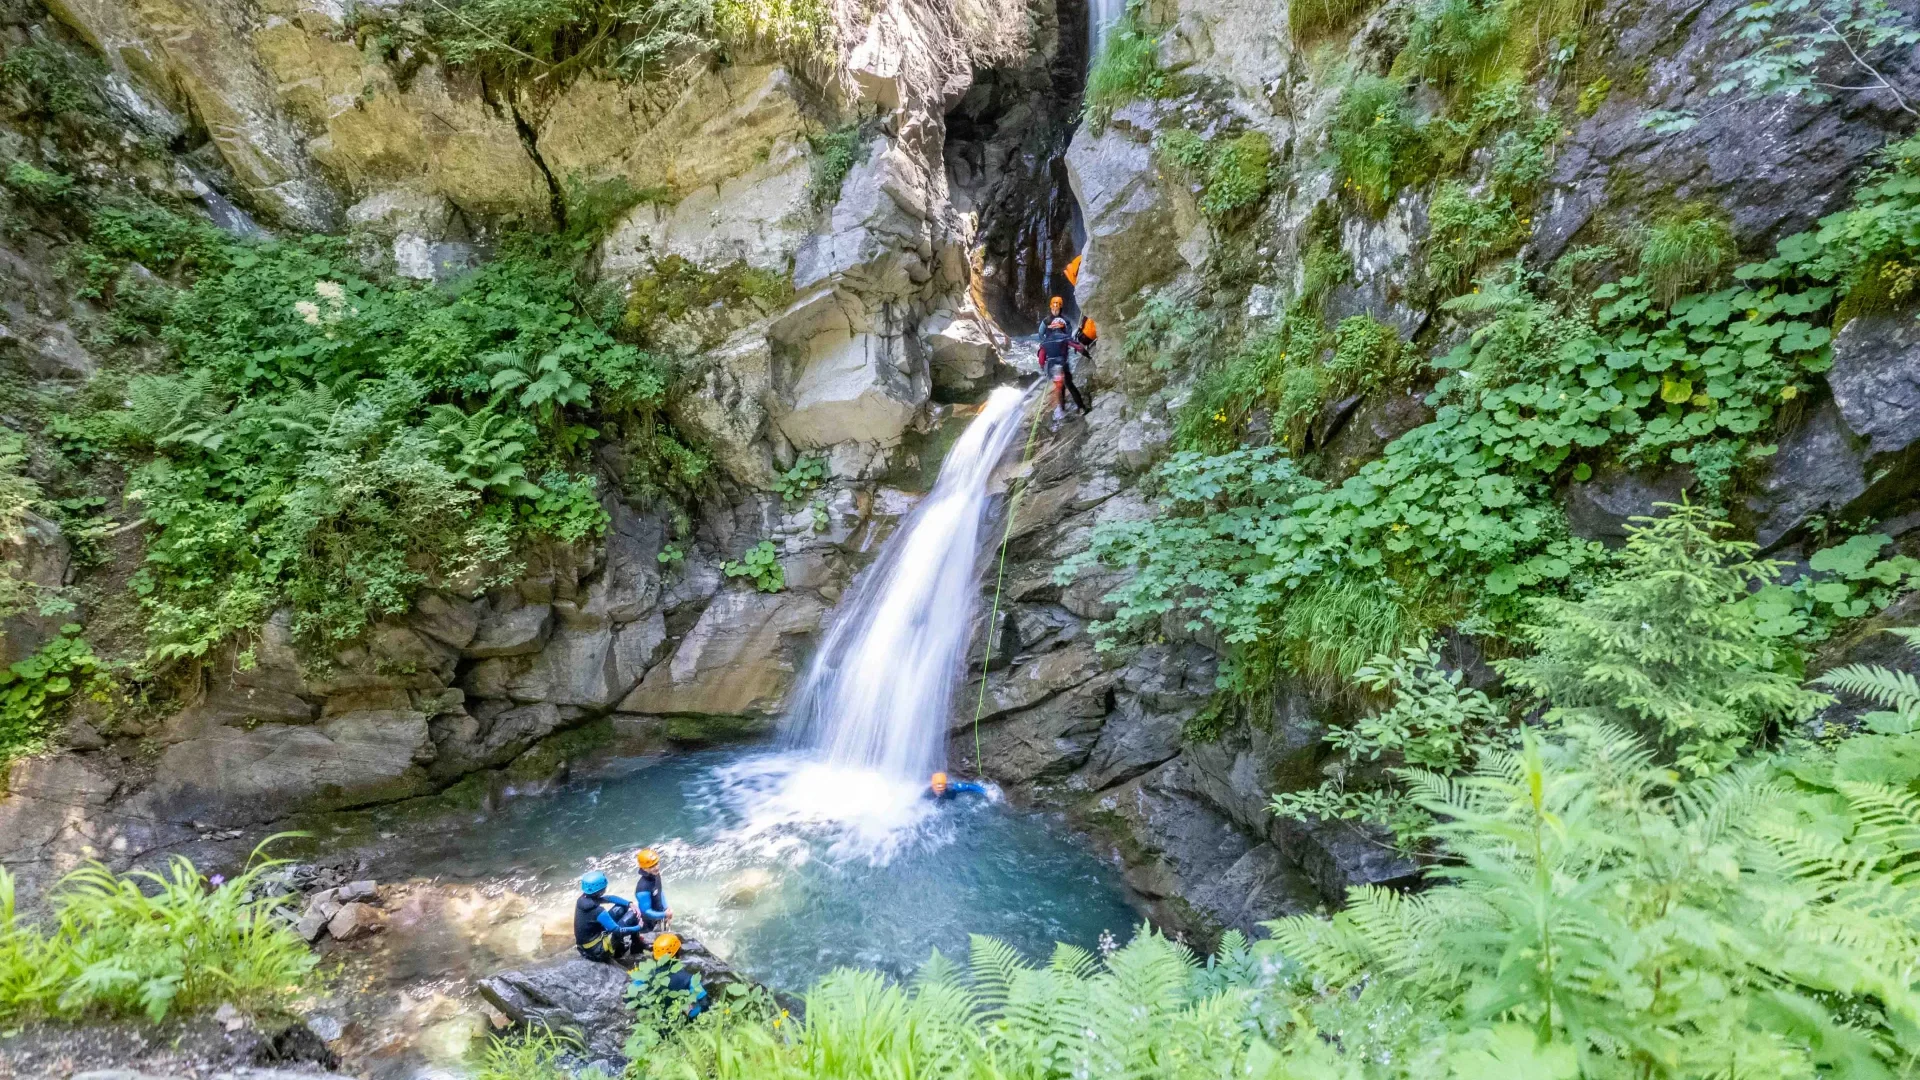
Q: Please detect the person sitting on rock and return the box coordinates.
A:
[630,932,707,1020]
[574,871,641,963]
[924,771,989,801]
[632,848,672,931]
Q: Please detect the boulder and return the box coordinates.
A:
[326,901,384,942]
[1829,314,1920,456]
[466,604,555,658]
[773,307,923,449]
[1564,464,1695,543]
[618,589,825,719]
[1748,400,1869,548]
[475,957,640,1061]
[921,307,1000,394]
[668,328,780,489]
[143,709,433,824]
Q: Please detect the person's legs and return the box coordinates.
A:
[1063,368,1090,413]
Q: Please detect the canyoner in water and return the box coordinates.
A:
[777,385,1038,811]
[925,771,990,801]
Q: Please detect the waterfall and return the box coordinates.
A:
[782,385,1034,784]
[1089,0,1125,69]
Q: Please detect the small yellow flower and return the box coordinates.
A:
[1746,309,1760,320]
[1213,410,1229,423]
[1781,385,1799,401]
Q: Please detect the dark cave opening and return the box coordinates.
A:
[944,0,1091,336]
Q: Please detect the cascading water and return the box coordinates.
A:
[1089,0,1124,66]
[336,383,1133,1069]
[783,384,1034,781]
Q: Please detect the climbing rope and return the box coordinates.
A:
[971,390,1051,772]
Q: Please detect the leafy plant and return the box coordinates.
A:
[0,842,316,1023]
[4,161,75,206]
[0,627,107,765]
[721,540,785,592]
[1268,720,1920,1078]
[473,1024,579,1080]
[774,455,827,505]
[1083,0,1169,128]
[1642,0,1920,131]
[1273,640,1509,845]
[807,123,868,211]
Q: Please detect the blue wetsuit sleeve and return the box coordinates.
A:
[595,909,628,933]
[604,894,631,907]
[956,781,989,795]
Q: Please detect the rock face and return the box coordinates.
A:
[478,940,744,1063]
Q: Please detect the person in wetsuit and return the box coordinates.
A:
[574,871,641,962]
[924,771,989,801]
[630,932,708,1020]
[1038,311,1091,421]
[632,848,671,931]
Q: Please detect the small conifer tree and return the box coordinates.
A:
[1495,502,1828,774]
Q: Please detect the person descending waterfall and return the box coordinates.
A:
[1038,294,1067,335]
[1038,301,1091,425]
[924,771,989,801]
[631,933,708,1020]
[632,848,672,930]
[574,871,642,963]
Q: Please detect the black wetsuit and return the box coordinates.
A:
[574,892,638,962]
[632,870,669,931]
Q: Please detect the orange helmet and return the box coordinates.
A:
[1080,318,1097,341]
[1064,255,1083,285]
[931,771,949,793]
[635,848,660,871]
[1048,295,1063,313]
[653,932,682,960]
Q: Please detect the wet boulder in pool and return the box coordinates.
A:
[478,957,634,1061]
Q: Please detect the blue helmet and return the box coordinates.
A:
[581,871,608,895]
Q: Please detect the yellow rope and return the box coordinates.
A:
[971,396,1050,772]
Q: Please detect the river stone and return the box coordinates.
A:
[466,604,555,658]
[326,901,384,942]
[476,957,635,1061]
[1829,313,1920,456]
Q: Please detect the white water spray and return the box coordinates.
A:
[1089,0,1125,70]
[783,385,1033,781]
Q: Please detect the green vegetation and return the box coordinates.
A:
[4,160,74,206]
[0,846,315,1023]
[1083,0,1169,128]
[1423,180,1523,294]
[1330,75,1427,214]
[1065,136,1899,705]
[1156,128,1275,223]
[627,631,1920,1076]
[0,35,100,116]
[721,539,785,592]
[1290,0,1381,42]
[26,198,723,667]
[0,628,109,764]
[621,253,793,350]
[774,455,827,505]
[1637,213,1737,304]
[418,0,826,86]
[1398,0,1587,94]
[1497,503,1826,775]
[807,123,868,211]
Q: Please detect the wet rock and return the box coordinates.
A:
[326,901,385,942]
[922,306,1000,394]
[1829,314,1920,456]
[1748,400,1869,549]
[962,675,1114,781]
[1564,463,1695,543]
[338,880,378,902]
[1277,816,1421,906]
[477,957,634,1061]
